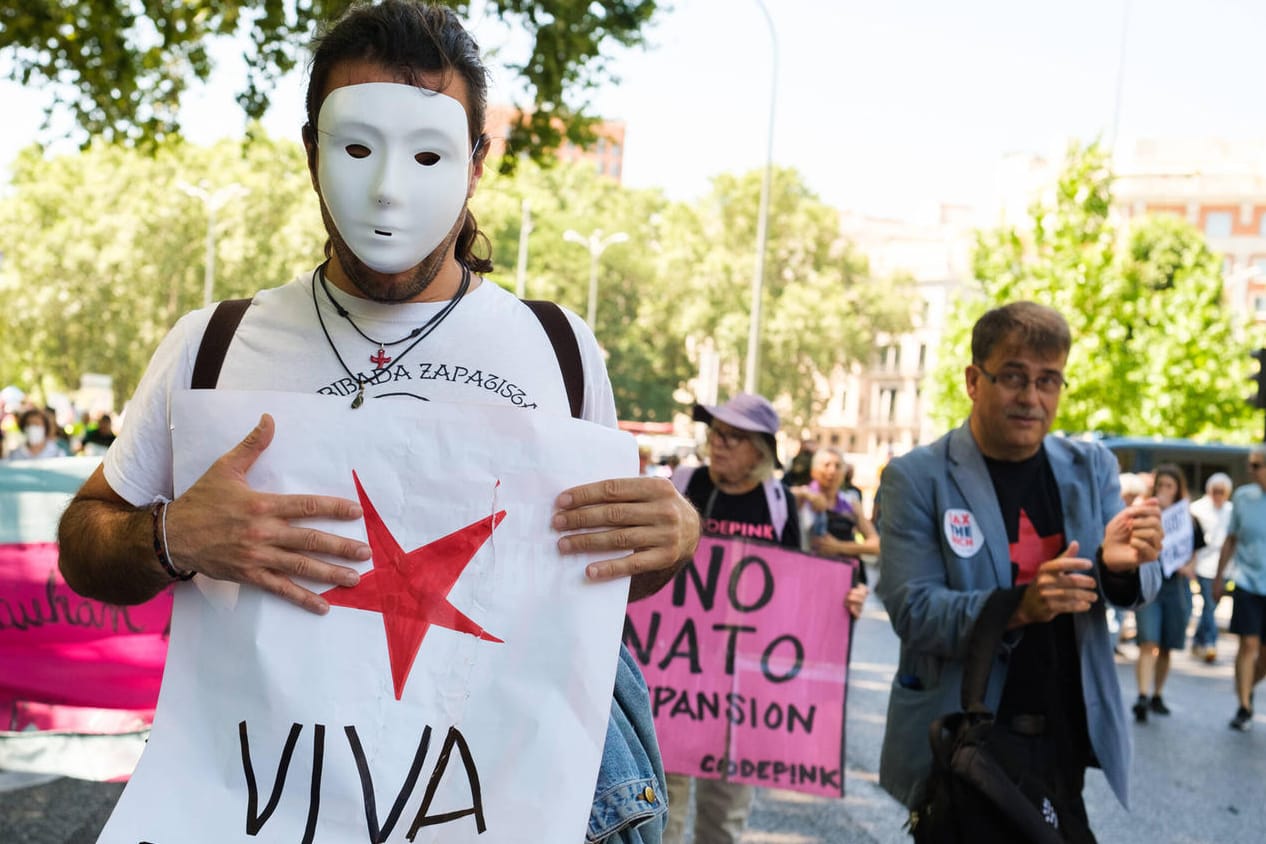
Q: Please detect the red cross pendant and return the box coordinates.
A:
[370,348,392,369]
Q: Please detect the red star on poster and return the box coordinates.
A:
[322,471,506,700]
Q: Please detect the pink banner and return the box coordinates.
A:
[624,536,856,798]
[0,542,171,732]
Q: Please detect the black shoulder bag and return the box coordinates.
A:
[909,587,1069,844]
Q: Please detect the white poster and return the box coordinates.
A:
[99,391,636,843]
[1159,499,1193,578]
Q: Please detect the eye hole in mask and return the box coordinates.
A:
[415,151,440,166]
[345,144,370,159]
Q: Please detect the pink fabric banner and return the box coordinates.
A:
[0,542,171,732]
[624,536,856,798]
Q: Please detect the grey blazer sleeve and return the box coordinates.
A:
[875,454,995,664]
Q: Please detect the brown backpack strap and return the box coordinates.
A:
[191,298,251,389]
[522,299,584,420]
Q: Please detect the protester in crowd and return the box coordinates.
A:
[47,407,74,455]
[841,461,863,511]
[869,448,895,531]
[81,413,117,457]
[1132,463,1203,722]
[1214,445,1266,732]
[876,301,1162,841]
[55,4,700,841]
[1189,472,1234,663]
[781,437,816,487]
[791,446,874,618]
[638,443,655,476]
[7,408,68,461]
[666,392,798,844]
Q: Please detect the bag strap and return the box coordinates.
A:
[761,478,788,540]
[191,298,251,389]
[522,299,584,420]
[960,586,1026,714]
[191,295,586,419]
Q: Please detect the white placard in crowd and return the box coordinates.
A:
[1159,499,1194,578]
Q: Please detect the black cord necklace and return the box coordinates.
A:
[311,260,471,409]
[318,270,427,368]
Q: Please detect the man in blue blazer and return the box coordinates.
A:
[876,301,1163,839]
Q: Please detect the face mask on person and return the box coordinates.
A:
[24,425,46,447]
[316,83,473,274]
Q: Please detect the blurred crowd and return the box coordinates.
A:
[1116,467,1235,722]
[0,386,116,461]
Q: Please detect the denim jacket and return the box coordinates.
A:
[587,644,667,843]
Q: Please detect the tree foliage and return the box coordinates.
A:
[0,133,323,401]
[431,160,916,426]
[476,162,915,428]
[0,0,658,164]
[474,157,690,421]
[928,140,1263,442]
[669,168,914,431]
[1,141,913,428]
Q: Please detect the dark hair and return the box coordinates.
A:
[303,0,493,273]
[1153,463,1189,501]
[17,408,48,431]
[971,301,1071,364]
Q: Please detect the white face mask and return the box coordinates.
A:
[317,83,472,274]
[24,425,46,447]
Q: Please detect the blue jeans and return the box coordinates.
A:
[1193,576,1220,649]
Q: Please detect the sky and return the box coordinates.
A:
[3,0,1265,222]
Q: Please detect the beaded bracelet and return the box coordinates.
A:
[151,501,195,581]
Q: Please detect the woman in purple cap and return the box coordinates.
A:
[663,392,799,844]
[671,392,800,552]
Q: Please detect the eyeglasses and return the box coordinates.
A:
[707,425,754,448]
[976,363,1067,395]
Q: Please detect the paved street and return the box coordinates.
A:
[3,592,1264,843]
[743,591,1266,843]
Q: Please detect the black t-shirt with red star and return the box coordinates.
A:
[683,469,801,550]
[983,446,1093,771]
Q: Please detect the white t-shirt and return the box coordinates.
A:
[105,271,616,506]
[1189,494,1233,580]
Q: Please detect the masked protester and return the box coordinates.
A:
[8,408,68,461]
[57,4,700,841]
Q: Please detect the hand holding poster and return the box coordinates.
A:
[624,536,856,798]
[98,391,635,844]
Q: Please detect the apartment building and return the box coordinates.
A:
[995,139,1266,325]
[1113,138,1266,326]
[484,104,627,182]
[810,209,974,486]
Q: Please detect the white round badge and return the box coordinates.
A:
[943,509,983,558]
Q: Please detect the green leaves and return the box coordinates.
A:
[0,0,659,164]
[0,131,323,401]
[471,160,913,426]
[932,140,1264,442]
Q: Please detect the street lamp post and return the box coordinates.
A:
[177,181,250,306]
[745,0,778,394]
[562,228,628,331]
